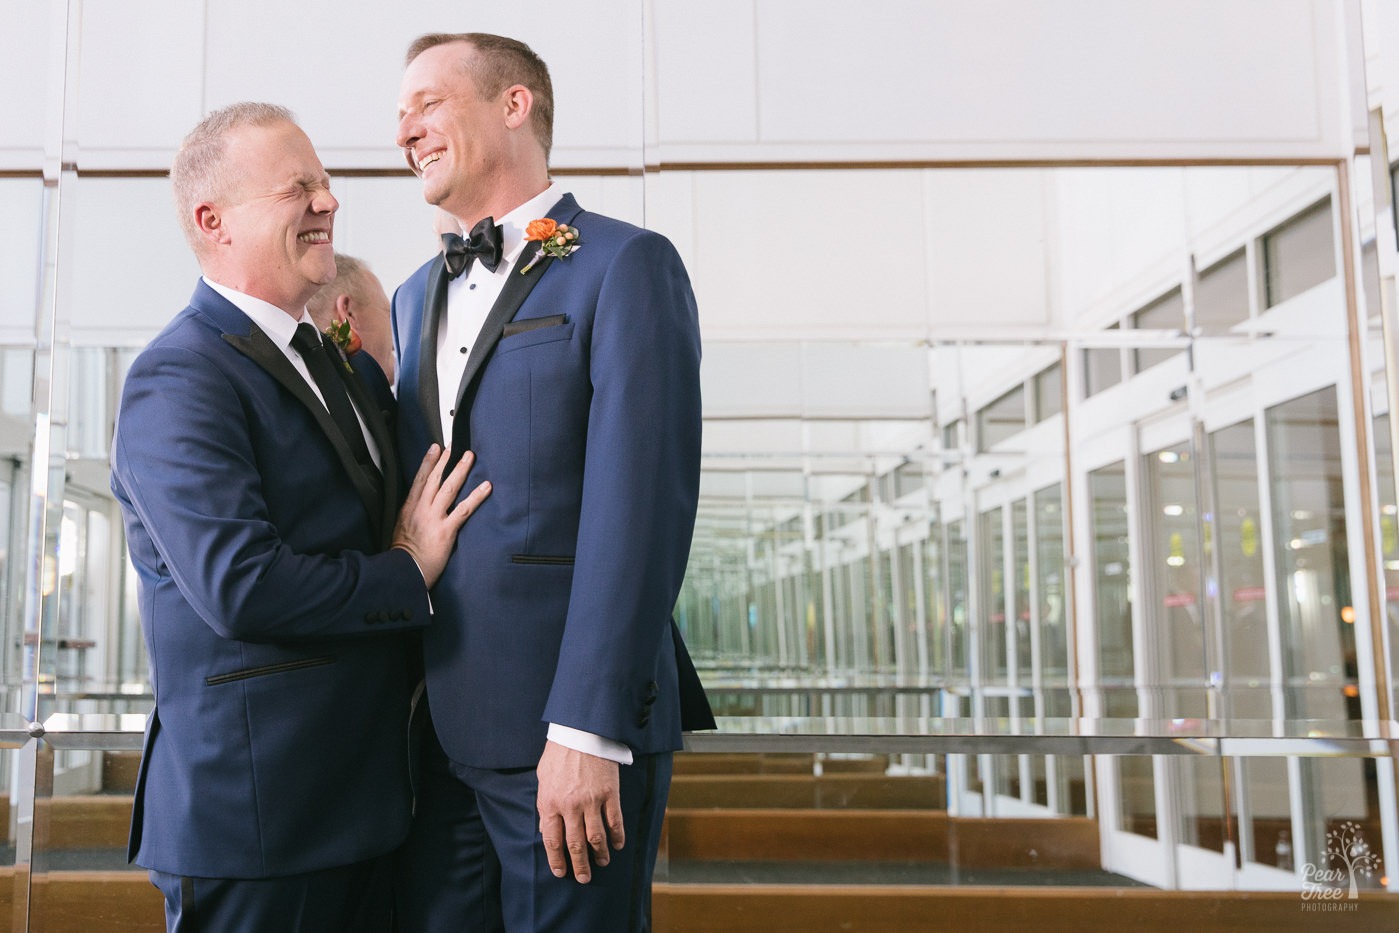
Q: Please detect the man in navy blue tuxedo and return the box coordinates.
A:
[391,33,714,932]
[110,102,490,933]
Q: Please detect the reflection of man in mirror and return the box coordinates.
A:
[391,32,714,932]
[307,252,398,386]
[109,101,490,933]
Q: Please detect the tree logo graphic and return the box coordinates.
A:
[1325,822,1382,899]
[1302,821,1382,906]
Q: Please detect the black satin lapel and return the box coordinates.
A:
[452,241,552,409]
[340,365,398,544]
[221,329,383,532]
[418,256,449,447]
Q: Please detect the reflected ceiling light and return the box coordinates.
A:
[1158,451,1181,463]
[1163,504,1185,517]
[1291,509,1313,520]
[1385,505,1398,516]
[1340,606,1355,624]
[1166,555,1186,567]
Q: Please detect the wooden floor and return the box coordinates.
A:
[0,873,1393,932]
[0,752,1391,932]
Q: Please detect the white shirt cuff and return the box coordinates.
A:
[547,723,634,765]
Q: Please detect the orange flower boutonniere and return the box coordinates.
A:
[324,319,360,372]
[520,218,581,275]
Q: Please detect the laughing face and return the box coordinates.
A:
[213,120,338,312]
[396,41,517,225]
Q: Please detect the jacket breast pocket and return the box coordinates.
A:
[496,319,574,355]
[206,655,337,686]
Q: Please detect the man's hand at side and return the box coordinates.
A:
[536,740,624,884]
[392,445,490,587]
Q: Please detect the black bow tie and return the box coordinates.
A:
[442,218,503,278]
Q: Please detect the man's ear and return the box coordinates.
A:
[334,293,354,324]
[193,202,229,247]
[502,84,533,131]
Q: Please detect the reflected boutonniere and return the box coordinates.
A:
[519,218,580,275]
[324,319,360,372]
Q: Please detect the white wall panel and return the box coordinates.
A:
[45,0,1363,170]
[702,419,806,455]
[326,175,441,299]
[649,0,758,146]
[66,177,198,344]
[924,170,1051,329]
[1051,169,1191,324]
[74,0,205,165]
[1364,0,1399,135]
[201,0,644,170]
[801,343,928,418]
[0,179,44,341]
[702,341,928,418]
[657,0,1353,163]
[688,170,928,340]
[701,342,806,417]
[0,1,53,168]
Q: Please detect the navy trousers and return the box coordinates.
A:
[149,853,393,933]
[395,729,672,933]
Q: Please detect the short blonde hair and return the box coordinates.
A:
[170,102,294,253]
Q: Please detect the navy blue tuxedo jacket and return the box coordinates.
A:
[392,194,713,770]
[111,281,431,879]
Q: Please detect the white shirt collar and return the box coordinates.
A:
[203,277,314,349]
[482,181,567,265]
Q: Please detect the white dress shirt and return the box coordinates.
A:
[436,182,563,442]
[436,186,634,767]
[205,277,381,469]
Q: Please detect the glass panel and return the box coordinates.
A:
[1239,755,1293,869]
[1091,462,1134,690]
[1209,420,1270,715]
[1084,325,1123,397]
[1033,362,1062,423]
[1266,386,1355,720]
[946,520,970,682]
[1142,442,1208,717]
[1193,249,1250,334]
[1012,500,1032,680]
[1116,754,1158,840]
[1035,484,1070,683]
[1378,413,1399,719]
[1173,756,1228,854]
[1132,288,1185,373]
[977,385,1027,451]
[1262,198,1335,308]
[980,507,1007,683]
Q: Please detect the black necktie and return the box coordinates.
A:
[442,217,503,279]
[290,323,380,481]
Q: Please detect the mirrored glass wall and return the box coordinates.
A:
[1,0,1397,926]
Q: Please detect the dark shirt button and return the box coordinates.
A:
[459,346,468,353]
